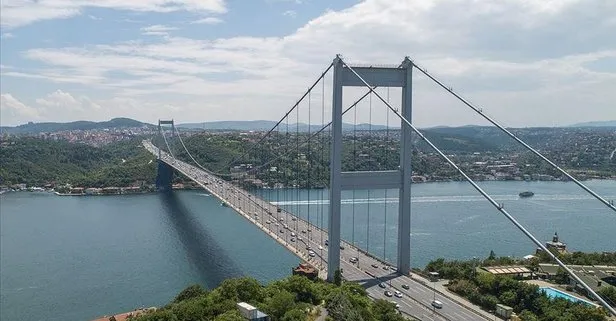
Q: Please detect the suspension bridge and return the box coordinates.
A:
[145,55,616,320]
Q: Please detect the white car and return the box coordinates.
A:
[308,250,316,257]
[394,291,402,298]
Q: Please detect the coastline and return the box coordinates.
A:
[1,177,614,198]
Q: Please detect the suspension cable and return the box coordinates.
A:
[161,129,175,160]
[209,63,334,174]
[340,58,616,316]
[320,75,326,266]
[383,87,390,262]
[174,126,210,172]
[409,60,616,213]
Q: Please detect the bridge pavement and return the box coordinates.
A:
[143,141,493,321]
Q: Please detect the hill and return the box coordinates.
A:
[0,118,153,134]
[176,120,393,132]
[568,120,616,128]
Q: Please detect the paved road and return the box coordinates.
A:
[144,141,492,321]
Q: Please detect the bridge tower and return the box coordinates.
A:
[328,55,413,281]
[156,119,175,192]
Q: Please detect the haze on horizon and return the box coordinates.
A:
[1,0,615,128]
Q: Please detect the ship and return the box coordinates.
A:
[220,201,229,207]
[519,191,534,198]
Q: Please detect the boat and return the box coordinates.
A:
[220,201,229,207]
[519,191,534,198]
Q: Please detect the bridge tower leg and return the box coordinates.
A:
[156,160,174,192]
[327,57,344,282]
[328,56,413,281]
[156,119,176,192]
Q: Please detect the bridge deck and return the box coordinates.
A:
[143,140,492,321]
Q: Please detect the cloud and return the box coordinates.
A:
[141,24,178,36]
[0,0,227,28]
[282,10,297,18]
[1,93,40,124]
[2,0,616,126]
[191,17,223,25]
[1,32,15,39]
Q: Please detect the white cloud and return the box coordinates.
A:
[141,24,178,36]
[283,10,297,18]
[191,17,223,25]
[1,32,15,39]
[1,93,40,124]
[2,0,616,126]
[0,0,227,28]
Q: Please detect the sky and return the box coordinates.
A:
[1,0,615,127]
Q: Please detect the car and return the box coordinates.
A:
[324,240,328,246]
[383,266,390,270]
[266,221,271,224]
[349,257,358,263]
[308,251,316,257]
[290,238,295,242]
[279,229,284,233]
[291,217,297,221]
[384,291,393,297]
[390,301,400,309]
[394,291,402,298]
[431,300,443,309]
[298,236,303,241]
[371,264,379,269]
[306,246,312,251]
[401,284,409,290]
[379,283,387,289]
[340,245,345,250]
[301,230,306,233]
[291,232,296,237]
[318,245,323,250]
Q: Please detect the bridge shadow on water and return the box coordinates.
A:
[159,191,243,288]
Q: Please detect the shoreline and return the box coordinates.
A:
[1,178,614,198]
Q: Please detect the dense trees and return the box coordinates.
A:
[0,137,156,187]
[129,275,410,321]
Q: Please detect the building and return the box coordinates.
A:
[292,263,318,280]
[481,266,532,279]
[545,232,567,253]
[237,302,270,321]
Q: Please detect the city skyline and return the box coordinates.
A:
[1,0,616,127]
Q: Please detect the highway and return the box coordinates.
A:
[144,141,493,321]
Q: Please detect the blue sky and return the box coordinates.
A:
[1,0,615,127]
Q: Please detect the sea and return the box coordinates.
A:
[1,180,615,321]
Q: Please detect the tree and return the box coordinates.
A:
[262,290,296,320]
[488,250,496,260]
[173,284,207,303]
[518,310,539,321]
[333,269,342,286]
[109,316,117,321]
[214,310,244,321]
[598,286,616,307]
[281,308,307,321]
[371,299,405,321]
[554,268,570,284]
